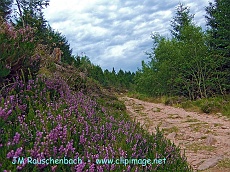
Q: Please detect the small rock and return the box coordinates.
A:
[167,132,176,140]
[221,126,229,129]
[161,122,169,127]
[184,135,190,139]
[193,133,203,140]
[206,135,217,146]
[192,159,203,166]
[197,156,223,170]
[188,137,194,141]
[152,107,160,112]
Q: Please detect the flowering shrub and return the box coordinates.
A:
[0,18,40,85]
[0,75,192,171]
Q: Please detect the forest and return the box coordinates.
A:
[0,0,229,171]
[135,2,229,99]
[133,1,229,116]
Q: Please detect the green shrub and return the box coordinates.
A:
[201,101,214,113]
[164,96,187,106]
[47,61,56,72]
[0,18,40,85]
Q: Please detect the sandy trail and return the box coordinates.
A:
[119,96,230,172]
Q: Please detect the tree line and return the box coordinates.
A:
[0,0,135,91]
[0,0,78,82]
[1,1,229,98]
[74,55,135,91]
[135,1,229,100]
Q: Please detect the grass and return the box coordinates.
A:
[217,158,230,168]
[205,129,217,135]
[189,122,209,132]
[201,158,230,172]
[133,104,144,112]
[186,143,216,153]
[141,120,152,130]
[127,92,230,118]
[162,126,179,134]
[127,92,162,103]
[167,113,182,119]
[184,118,200,123]
[152,107,161,112]
[213,123,222,127]
[182,96,230,117]
[200,136,207,139]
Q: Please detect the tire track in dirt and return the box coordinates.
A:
[119,96,230,172]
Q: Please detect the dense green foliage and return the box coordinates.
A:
[135,3,230,100]
[75,56,135,91]
[14,0,49,28]
[0,0,77,85]
[44,25,75,65]
[0,0,13,20]
[170,3,194,40]
[99,68,135,91]
[0,18,40,85]
[205,0,230,93]
[205,0,230,57]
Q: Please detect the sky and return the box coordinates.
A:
[43,0,213,72]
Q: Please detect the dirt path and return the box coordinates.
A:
[119,96,230,172]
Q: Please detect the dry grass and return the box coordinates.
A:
[162,126,179,134]
[167,113,182,119]
[189,122,209,132]
[184,118,200,123]
[186,143,215,153]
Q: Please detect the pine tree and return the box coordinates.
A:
[15,0,49,27]
[170,3,194,40]
[205,0,230,57]
[0,0,13,20]
[205,0,230,94]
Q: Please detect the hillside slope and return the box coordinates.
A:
[0,63,193,171]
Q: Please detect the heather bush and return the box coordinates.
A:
[0,18,40,85]
[0,75,192,171]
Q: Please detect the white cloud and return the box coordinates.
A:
[44,0,213,72]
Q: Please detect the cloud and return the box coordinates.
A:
[44,0,213,72]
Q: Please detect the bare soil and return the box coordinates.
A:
[119,96,230,172]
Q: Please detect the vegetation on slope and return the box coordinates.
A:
[0,69,192,171]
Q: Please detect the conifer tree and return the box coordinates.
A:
[0,0,13,20]
[15,0,49,27]
[205,0,230,57]
[170,3,194,40]
[205,0,230,94]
